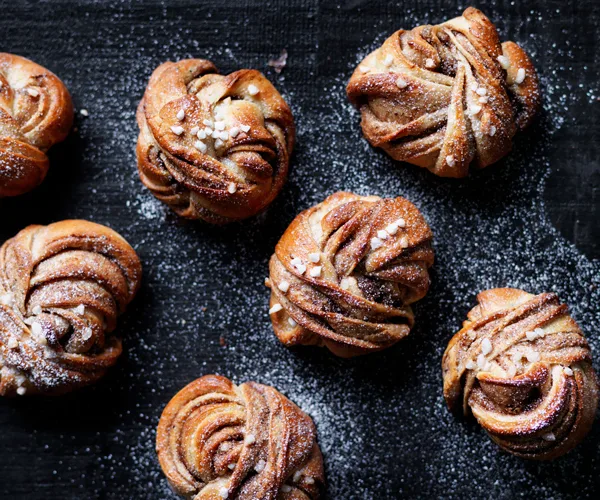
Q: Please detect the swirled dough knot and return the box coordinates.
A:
[0,53,73,197]
[267,191,434,357]
[137,59,295,223]
[0,220,142,396]
[156,375,325,499]
[442,288,599,459]
[347,7,540,177]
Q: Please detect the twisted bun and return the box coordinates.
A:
[347,7,540,177]
[442,288,599,459]
[137,59,295,223]
[0,53,73,197]
[156,375,324,499]
[267,192,434,357]
[0,220,142,396]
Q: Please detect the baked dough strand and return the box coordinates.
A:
[0,220,142,396]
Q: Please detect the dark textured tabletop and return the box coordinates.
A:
[1,1,599,499]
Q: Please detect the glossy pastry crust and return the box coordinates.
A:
[442,288,599,460]
[347,7,540,177]
[0,53,73,197]
[0,220,142,396]
[267,191,434,357]
[156,375,324,499]
[136,59,295,223]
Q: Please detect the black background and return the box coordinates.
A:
[1,1,599,499]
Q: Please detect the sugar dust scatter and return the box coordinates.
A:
[4,3,598,500]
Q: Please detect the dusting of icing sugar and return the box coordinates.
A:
[1,3,599,499]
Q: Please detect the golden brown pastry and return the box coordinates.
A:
[0,220,142,396]
[266,192,434,357]
[136,59,295,223]
[0,53,74,197]
[442,288,599,460]
[156,375,324,499]
[347,7,540,177]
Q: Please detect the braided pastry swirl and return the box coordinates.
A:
[0,53,73,197]
[346,7,540,177]
[0,220,142,396]
[442,288,599,460]
[156,375,325,499]
[267,192,434,357]
[137,59,295,223]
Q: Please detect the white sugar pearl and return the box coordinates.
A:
[190,126,199,135]
[27,88,39,97]
[370,237,383,250]
[229,127,240,138]
[308,253,320,263]
[0,293,13,305]
[247,84,259,95]
[277,281,290,293]
[385,223,398,235]
[481,338,492,355]
[219,487,229,498]
[194,141,207,153]
[170,125,184,135]
[563,367,573,376]
[17,387,27,395]
[269,304,283,315]
[240,124,251,133]
[309,266,322,278]
[383,54,393,66]
[197,129,207,139]
[227,182,237,194]
[396,77,408,89]
[425,58,435,68]
[515,68,526,84]
[288,317,297,327]
[497,55,510,69]
[446,155,455,167]
[291,258,307,274]
[244,434,256,445]
[377,229,389,240]
[176,109,185,121]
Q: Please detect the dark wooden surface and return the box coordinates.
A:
[1,1,599,499]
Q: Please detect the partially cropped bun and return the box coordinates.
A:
[0,220,141,396]
[0,53,73,197]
